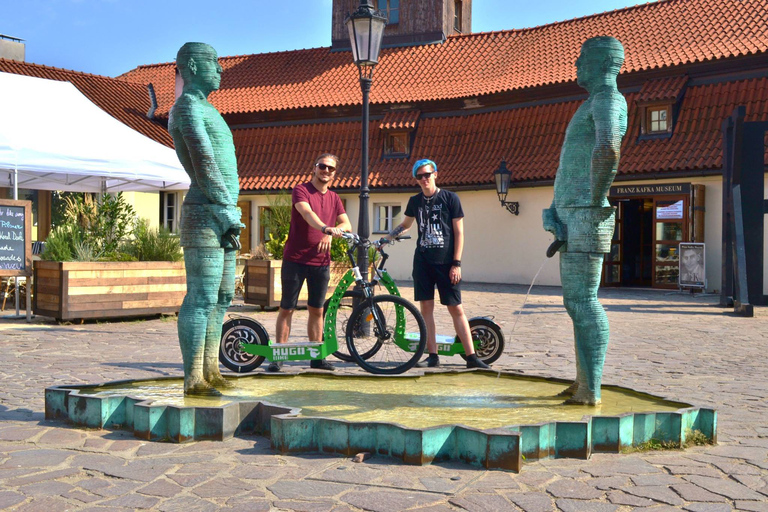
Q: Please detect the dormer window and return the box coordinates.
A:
[647,105,670,134]
[636,75,688,140]
[385,131,409,156]
[379,109,420,159]
[378,0,399,24]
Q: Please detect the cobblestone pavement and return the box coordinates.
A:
[1,283,767,511]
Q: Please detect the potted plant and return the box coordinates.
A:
[33,193,185,321]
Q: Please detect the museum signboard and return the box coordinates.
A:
[610,183,691,197]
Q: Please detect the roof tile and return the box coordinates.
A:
[235,77,768,192]
[119,0,768,117]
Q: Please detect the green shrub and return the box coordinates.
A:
[121,219,183,262]
[40,225,79,261]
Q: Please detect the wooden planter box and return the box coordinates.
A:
[243,260,347,309]
[33,261,186,321]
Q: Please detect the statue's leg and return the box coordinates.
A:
[560,252,608,405]
[178,247,222,396]
[203,247,236,388]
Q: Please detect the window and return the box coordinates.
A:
[378,0,399,24]
[373,204,402,233]
[454,0,463,32]
[162,192,180,232]
[648,106,669,134]
[385,131,409,156]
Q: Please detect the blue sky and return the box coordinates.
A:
[2,0,653,77]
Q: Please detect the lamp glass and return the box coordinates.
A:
[347,12,386,66]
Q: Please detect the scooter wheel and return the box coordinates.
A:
[219,317,269,373]
[460,318,505,365]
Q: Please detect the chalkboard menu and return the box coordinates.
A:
[0,199,32,277]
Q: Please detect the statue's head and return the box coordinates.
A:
[176,42,222,93]
[576,36,624,89]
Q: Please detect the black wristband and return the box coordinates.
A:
[452,260,461,267]
[321,226,328,234]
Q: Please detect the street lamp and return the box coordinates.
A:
[346,0,387,282]
[493,159,519,215]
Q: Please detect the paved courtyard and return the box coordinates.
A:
[0,283,766,511]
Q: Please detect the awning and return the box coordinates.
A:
[0,72,189,193]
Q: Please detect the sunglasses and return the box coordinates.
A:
[415,172,434,180]
[315,163,336,172]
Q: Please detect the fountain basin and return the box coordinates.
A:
[45,370,716,472]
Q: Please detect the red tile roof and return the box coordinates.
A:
[119,0,768,117]
[0,59,173,147]
[236,77,768,192]
[637,75,689,103]
[379,110,420,130]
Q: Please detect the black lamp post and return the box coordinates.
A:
[493,159,519,215]
[346,0,387,282]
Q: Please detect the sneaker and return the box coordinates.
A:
[310,359,335,371]
[466,355,490,369]
[266,361,283,372]
[426,354,440,368]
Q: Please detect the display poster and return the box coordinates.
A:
[679,242,705,288]
[657,200,684,220]
[0,199,32,277]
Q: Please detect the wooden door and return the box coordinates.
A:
[602,200,622,286]
[237,200,252,253]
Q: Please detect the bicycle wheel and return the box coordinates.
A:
[323,290,382,362]
[459,318,505,365]
[346,294,426,374]
[219,317,269,373]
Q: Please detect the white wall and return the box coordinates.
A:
[240,173,768,293]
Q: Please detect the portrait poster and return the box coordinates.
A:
[679,242,705,288]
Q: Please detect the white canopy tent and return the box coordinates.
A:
[0,72,189,195]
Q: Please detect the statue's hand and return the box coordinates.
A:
[543,208,567,241]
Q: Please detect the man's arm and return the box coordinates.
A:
[590,94,627,204]
[335,213,352,233]
[450,217,464,284]
[384,215,415,241]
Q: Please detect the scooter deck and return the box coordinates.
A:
[240,339,331,362]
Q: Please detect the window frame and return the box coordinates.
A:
[162,191,180,233]
[646,105,670,134]
[384,130,410,157]
[454,0,463,33]
[373,203,402,234]
[377,0,399,25]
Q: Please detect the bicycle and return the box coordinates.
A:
[219,233,428,374]
[324,234,505,366]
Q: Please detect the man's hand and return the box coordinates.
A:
[324,226,344,237]
[317,234,332,253]
[450,265,462,285]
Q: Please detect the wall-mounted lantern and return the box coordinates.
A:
[493,159,519,215]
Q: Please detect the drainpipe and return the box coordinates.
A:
[146,83,158,120]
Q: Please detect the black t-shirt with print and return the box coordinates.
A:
[405,189,464,265]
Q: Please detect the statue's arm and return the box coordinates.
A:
[177,98,241,231]
[590,94,627,204]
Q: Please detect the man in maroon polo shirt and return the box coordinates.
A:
[268,153,351,372]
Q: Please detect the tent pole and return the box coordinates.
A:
[13,165,20,316]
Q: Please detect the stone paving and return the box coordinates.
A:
[0,283,767,511]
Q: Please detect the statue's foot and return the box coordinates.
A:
[562,389,600,406]
[556,381,579,397]
[204,372,236,390]
[184,376,222,396]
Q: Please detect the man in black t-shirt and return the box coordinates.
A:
[382,159,490,369]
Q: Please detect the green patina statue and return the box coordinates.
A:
[543,36,628,405]
[169,43,243,396]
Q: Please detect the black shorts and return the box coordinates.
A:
[412,254,462,306]
[280,260,330,310]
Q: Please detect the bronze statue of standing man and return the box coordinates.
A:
[543,36,628,405]
[169,43,243,395]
